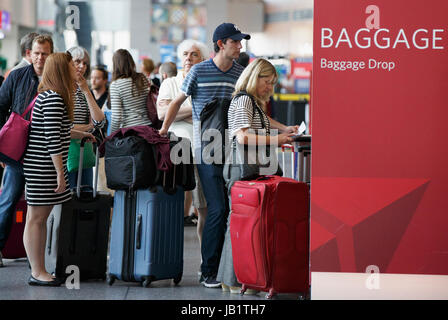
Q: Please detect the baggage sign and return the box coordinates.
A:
[311,0,448,276]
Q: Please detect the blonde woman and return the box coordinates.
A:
[217,58,297,294]
[22,52,94,286]
[156,39,209,249]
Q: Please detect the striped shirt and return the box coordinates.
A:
[23,90,72,205]
[73,87,106,128]
[109,77,151,133]
[73,88,90,124]
[227,94,272,166]
[181,59,244,150]
[228,94,270,139]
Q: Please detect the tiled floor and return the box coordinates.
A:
[0,226,301,300]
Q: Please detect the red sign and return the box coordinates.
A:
[311,0,448,275]
[291,60,312,79]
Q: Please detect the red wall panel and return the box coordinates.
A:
[311,0,448,274]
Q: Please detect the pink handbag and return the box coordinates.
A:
[0,96,38,162]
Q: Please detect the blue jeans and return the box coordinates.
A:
[0,155,25,250]
[196,163,229,277]
[68,168,93,189]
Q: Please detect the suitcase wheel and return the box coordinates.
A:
[142,276,154,288]
[107,274,116,286]
[173,273,182,285]
[300,286,311,300]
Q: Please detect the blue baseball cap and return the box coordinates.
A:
[213,23,251,42]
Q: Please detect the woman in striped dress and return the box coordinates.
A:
[109,49,151,133]
[66,46,105,188]
[22,52,95,286]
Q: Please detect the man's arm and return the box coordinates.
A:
[157,98,192,121]
[156,79,192,121]
[158,92,188,136]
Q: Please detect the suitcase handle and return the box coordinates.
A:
[281,144,294,152]
[136,214,142,250]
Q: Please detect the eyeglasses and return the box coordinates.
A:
[259,77,276,86]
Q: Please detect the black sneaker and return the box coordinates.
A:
[0,252,3,268]
[199,274,221,288]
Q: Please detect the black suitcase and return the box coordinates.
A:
[154,133,195,194]
[45,138,112,280]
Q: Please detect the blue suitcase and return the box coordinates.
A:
[107,186,184,287]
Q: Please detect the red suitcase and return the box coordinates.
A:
[230,175,309,299]
[1,193,27,259]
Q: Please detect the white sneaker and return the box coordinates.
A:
[0,252,4,268]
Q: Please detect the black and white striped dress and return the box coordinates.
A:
[109,77,151,133]
[23,90,72,206]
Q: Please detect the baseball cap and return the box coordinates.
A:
[213,23,251,42]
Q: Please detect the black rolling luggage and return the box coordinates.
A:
[155,133,196,194]
[45,138,112,280]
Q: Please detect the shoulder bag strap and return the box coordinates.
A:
[22,94,38,119]
[236,92,266,130]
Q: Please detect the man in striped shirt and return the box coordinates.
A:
[159,23,250,288]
